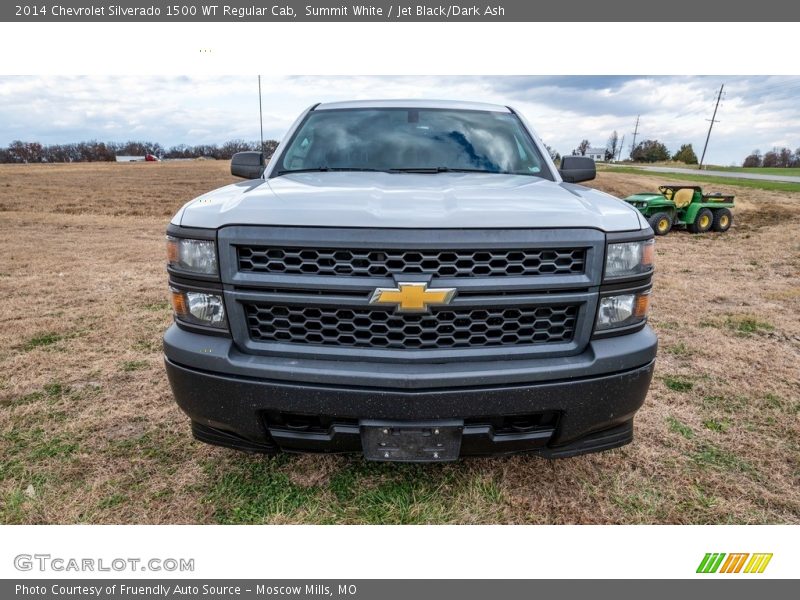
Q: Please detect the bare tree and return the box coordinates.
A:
[606,131,619,162]
[572,139,590,156]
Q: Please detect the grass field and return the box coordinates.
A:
[608,162,800,177]
[711,167,800,176]
[1,161,798,524]
[598,165,800,193]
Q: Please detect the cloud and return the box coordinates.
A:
[0,75,798,164]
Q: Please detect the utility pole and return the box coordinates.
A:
[617,135,625,162]
[258,75,264,154]
[699,83,724,170]
[630,115,640,158]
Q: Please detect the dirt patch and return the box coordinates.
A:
[1,163,798,524]
[282,454,346,488]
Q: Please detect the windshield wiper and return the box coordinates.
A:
[275,167,387,175]
[387,167,502,174]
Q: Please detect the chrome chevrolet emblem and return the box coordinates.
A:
[369,282,456,313]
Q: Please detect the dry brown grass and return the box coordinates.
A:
[1,162,798,524]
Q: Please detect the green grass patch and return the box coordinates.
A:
[21,332,63,351]
[27,435,80,460]
[663,376,694,393]
[666,416,694,439]
[675,485,719,521]
[703,419,729,433]
[763,393,800,415]
[763,393,783,409]
[609,479,668,521]
[691,442,755,475]
[43,382,67,397]
[132,339,161,353]
[203,457,320,524]
[142,300,170,312]
[0,489,28,522]
[201,457,505,525]
[336,464,459,524]
[0,427,80,490]
[600,166,800,193]
[120,360,149,372]
[470,474,503,505]
[701,394,748,414]
[699,318,721,329]
[725,316,774,335]
[2,390,43,407]
[665,342,693,357]
[106,430,184,465]
[4,380,94,411]
[97,493,128,510]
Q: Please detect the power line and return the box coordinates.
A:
[699,83,724,170]
[740,77,800,94]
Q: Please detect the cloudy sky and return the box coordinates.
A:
[1,75,799,164]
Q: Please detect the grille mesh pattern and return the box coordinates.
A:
[237,247,586,278]
[243,304,578,350]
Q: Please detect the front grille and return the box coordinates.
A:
[237,246,586,278]
[243,303,578,350]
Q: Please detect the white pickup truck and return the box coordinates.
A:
[163,99,657,462]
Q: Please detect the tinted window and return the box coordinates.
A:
[276,108,551,178]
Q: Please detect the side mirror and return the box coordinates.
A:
[231,151,265,179]
[559,156,596,183]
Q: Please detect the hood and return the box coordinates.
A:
[174,172,644,232]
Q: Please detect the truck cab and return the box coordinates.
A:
[163,100,657,462]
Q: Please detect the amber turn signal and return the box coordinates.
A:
[166,237,179,264]
[633,292,651,318]
[641,239,655,269]
[170,288,188,316]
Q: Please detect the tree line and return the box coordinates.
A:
[571,131,800,168]
[570,132,699,164]
[0,139,279,164]
[741,147,800,168]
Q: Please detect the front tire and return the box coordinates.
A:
[712,208,733,232]
[648,212,673,236]
[688,208,713,234]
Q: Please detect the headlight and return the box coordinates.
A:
[604,239,654,279]
[166,236,218,275]
[595,291,650,331]
[170,289,227,329]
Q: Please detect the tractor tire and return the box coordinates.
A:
[712,208,733,232]
[688,208,713,234]
[648,212,673,236]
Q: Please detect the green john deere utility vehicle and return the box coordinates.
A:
[624,185,735,235]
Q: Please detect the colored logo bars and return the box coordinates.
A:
[696,553,773,574]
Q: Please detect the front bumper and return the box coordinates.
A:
[164,324,657,458]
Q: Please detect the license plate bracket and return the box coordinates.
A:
[361,420,463,462]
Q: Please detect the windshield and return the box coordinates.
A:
[274,107,552,178]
